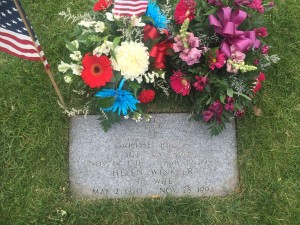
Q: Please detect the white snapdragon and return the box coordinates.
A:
[94,21,105,33]
[70,51,82,61]
[135,71,165,84]
[70,40,79,49]
[58,61,71,73]
[70,64,83,76]
[106,12,121,21]
[93,41,113,56]
[78,20,96,28]
[64,75,73,83]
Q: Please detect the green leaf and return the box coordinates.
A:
[65,41,77,52]
[97,97,115,108]
[110,50,117,62]
[206,97,212,105]
[220,95,225,104]
[142,16,155,24]
[203,7,218,16]
[233,91,252,101]
[227,88,234,97]
[113,36,121,49]
[88,35,101,42]
[111,71,122,83]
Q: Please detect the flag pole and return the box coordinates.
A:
[12,0,67,109]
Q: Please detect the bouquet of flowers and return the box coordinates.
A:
[58,0,278,135]
[58,0,172,130]
[168,0,279,135]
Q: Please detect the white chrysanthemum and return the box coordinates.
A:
[112,41,149,81]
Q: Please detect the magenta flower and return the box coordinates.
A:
[207,0,223,6]
[261,45,269,54]
[170,70,191,96]
[202,110,214,122]
[209,50,225,70]
[255,27,268,37]
[202,100,224,123]
[248,0,265,13]
[193,76,209,91]
[224,97,235,111]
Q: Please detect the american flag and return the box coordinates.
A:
[0,0,49,68]
[113,0,149,17]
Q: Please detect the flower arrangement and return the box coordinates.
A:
[58,0,278,135]
[168,0,279,135]
[58,0,172,130]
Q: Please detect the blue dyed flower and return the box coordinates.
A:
[145,1,168,30]
[95,79,139,116]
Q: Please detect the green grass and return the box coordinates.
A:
[1,0,300,224]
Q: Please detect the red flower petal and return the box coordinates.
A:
[81,54,113,88]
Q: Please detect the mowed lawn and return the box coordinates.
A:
[0,0,299,224]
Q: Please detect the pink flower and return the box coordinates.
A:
[173,41,184,53]
[261,45,269,54]
[180,48,202,66]
[227,46,246,73]
[202,110,214,122]
[188,33,200,48]
[248,0,265,13]
[230,46,246,61]
[253,72,266,93]
[202,100,224,123]
[209,50,225,70]
[209,100,223,116]
[193,76,209,91]
[253,59,260,65]
[235,109,245,118]
[255,27,268,37]
[170,70,191,96]
[224,97,235,111]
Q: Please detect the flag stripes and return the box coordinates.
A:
[113,0,148,17]
[0,0,49,68]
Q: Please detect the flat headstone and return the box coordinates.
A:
[69,114,238,199]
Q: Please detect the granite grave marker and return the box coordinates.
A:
[69,114,238,198]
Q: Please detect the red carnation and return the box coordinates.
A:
[174,0,197,24]
[94,0,112,11]
[81,54,113,88]
[138,90,156,104]
[253,72,266,93]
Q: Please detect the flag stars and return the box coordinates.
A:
[11,20,17,24]
[6,10,12,14]
[1,12,6,17]
[16,29,22,33]
[17,18,22,21]
[6,22,11,26]
[12,7,18,12]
